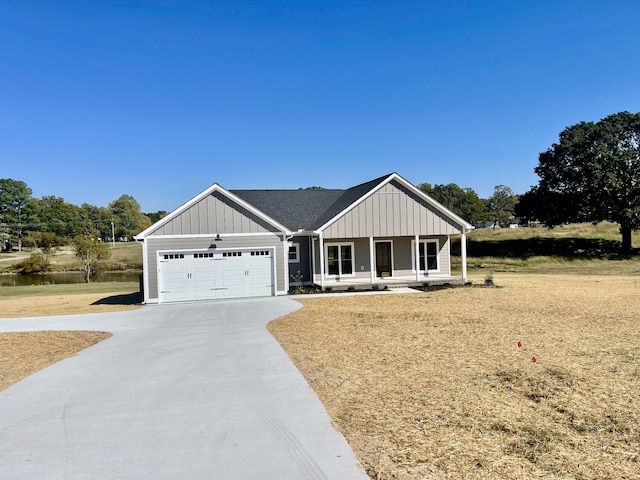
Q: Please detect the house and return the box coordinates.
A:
[135,172,473,304]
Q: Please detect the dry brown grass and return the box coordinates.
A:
[0,330,111,391]
[0,292,141,318]
[268,274,640,479]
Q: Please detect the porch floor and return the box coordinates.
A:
[313,275,466,291]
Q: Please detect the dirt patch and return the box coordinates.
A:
[0,330,111,391]
[268,274,640,479]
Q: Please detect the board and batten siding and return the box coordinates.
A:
[311,236,450,280]
[145,234,285,300]
[148,191,273,236]
[322,180,463,238]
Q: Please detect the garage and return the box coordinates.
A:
[158,248,275,303]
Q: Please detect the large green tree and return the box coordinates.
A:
[487,185,518,228]
[31,196,91,237]
[527,111,640,252]
[418,183,488,224]
[109,194,151,240]
[0,178,34,250]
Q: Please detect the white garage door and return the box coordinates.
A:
[158,248,275,303]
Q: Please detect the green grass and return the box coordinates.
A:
[0,281,140,299]
[451,222,640,275]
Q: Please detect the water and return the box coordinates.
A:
[0,272,141,287]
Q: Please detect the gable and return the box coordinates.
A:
[141,190,279,237]
[321,179,466,238]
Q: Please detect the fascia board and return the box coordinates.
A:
[135,183,291,240]
[315,172,473,234]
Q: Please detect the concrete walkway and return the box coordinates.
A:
[0,298,368,479]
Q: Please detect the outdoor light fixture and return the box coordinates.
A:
[215,233,222,241]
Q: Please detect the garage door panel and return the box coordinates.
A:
[158,248,275,303]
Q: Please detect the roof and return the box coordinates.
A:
[230,189,344,231]
[232,173,393,231]
[136,172,472,239]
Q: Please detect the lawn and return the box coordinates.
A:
[268,273,640,479]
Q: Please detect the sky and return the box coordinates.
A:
[2,0,640,213]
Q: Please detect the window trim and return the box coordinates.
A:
[324,241,355,277]
[288,243,300,263]
[411,239,440,273]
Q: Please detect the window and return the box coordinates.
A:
[325,242,354,276]
[412,239,439,272]
[288,244,299,263]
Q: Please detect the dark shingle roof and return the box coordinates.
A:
[232,173,393,231]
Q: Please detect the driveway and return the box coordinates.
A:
[0,298,368,479]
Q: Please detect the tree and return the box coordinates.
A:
[0,179,33,250]
[487,185,518,228]
[144,210,168,224]
[82,203,114,240]
[527,111,640,252]
[31,196,91,237]
[73,235,111,282]
[109,195,151,240]
[418,183,489,224]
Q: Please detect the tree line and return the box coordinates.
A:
[5,109,636,257]
[0,179,167,252]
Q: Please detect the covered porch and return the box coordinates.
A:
[308,233,468,291]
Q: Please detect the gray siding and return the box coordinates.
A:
[146,234,285,300]
[289,236,311,284]
[322,180,463,238]
[148,191,275,236]
[311,235,450,280]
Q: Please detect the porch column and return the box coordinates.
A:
[461,230,468,282]
[310,236,316,285]
[319,233,325,290]
[369,236,375,284]
[414,234,420,281]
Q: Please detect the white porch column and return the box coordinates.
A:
[369,236,375,284]
[319,233,325,290]
[461,230,468,282]
[414,234,420,281]
[310,237,316,285]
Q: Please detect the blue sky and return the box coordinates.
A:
[2,1,640,213]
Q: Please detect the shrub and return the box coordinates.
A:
[372,284,380,290]
[17,254,50,274]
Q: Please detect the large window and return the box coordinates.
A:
[412,239,439,272]
[325,242,354,276]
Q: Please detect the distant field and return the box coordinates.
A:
[452,222,640,275]
[0,242,142,273]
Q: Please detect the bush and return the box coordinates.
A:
[17,254,50,274]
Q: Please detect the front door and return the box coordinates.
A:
[375,241,392,277]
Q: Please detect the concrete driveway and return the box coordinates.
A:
[0,298,368,479]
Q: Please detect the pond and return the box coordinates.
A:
[0,272,141,287]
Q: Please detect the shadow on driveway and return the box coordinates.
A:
[92,291,143,306]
